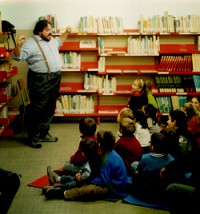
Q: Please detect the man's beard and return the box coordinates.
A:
[41,34,52,41]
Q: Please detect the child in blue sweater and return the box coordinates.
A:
[64,130,128,201]
[132,132,174,201]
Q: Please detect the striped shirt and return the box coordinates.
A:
[12,35,62,73]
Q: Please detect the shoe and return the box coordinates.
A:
[47,166,59,185]
[39,133,58,142]
[53,169,65,176]
[42,185,50,195]
[45,186,63,199]
[29,141,42,148]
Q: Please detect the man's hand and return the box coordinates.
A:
[60,26,72,43]
[65,26,72,34]
[13,35,26,56]
[16,35,26,47]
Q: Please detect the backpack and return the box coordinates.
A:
[178,135,192,155]
[2,20,16,49]
[0,168,20,214]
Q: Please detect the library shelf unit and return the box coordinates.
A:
[0,44,19,136]
[55,31,200,123]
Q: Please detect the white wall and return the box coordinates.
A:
[1,0,200,30]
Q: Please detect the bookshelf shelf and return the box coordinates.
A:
[55,28,200,122]
[0,41,19,136]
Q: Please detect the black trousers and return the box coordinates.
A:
[27,70,61,142]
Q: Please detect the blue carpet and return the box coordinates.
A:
[123,194,168,210]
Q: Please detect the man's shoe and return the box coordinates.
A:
[29,141,42,148]
[47,166,59,185]
[45,186,63,199]
[39,133,58,142]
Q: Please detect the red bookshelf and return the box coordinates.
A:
[53,29,200,122]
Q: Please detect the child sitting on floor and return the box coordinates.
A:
[142,104,161,135]
[134,109,151,152]
[44,138,101,199]
[132,132,174,201]
[57,117,98,175]
[63,130,128,201]
[116,107,135,141]
[114,117,142,175]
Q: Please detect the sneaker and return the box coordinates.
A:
[45,186,63,199]
[47,166,59,185]
[42,185,50,195]
[39,133,58,142]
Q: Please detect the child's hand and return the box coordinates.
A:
[75,172,81,182]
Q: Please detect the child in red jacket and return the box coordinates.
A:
[114,117,142,174]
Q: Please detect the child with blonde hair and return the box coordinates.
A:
[116,107,135,141]
[128,78,148,115]
[114,117,142,174]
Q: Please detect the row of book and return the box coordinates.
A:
[60,52,81,70]
[192,53,200,71]
[98,36,160,55]
[79,16,124,34]
[138,12,200,33]
[38,14,57,33]
[193,75,200,92]
[127,36,160,55]
[55,95,94,115]
[158,55,193,72]
[156,95,188,113]
[154,75,198,93]
[84,73,117,93]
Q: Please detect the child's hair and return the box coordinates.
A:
[97,130,115,151]
[151,132,168,154]
[80,138,101,176]
[79,117,97,137]
[182,102,200,119]
[145,80,152,92]
[120,118,136,136]
[134,109,148,129]
[161,128,179,157]
[134,78,147,94]
[117,107,134,123]
[169,109,188,133]
[143,104,158,125]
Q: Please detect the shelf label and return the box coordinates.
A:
[176,92,187,95]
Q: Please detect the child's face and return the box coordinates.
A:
[192,98,200,110]
[132,80,142,93]
[167,115,176,128]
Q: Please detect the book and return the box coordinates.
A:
[79,40,96,48]
[98,109,118,114]
[106,69,122,73]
